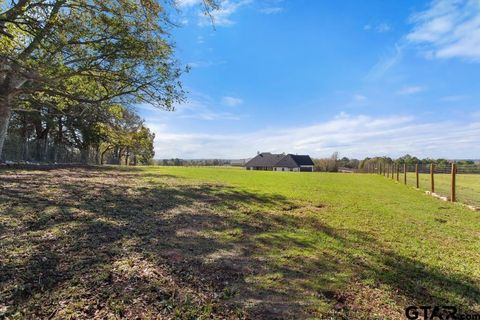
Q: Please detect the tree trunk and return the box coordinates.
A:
[100,146,112,165]
[43,133,49,162]
[20,113,29,160]
[80,146,90,164]
[101,150,106,165]
[117,147,123,165]
[0,94,12,161]
[94,145,100,164]
[54,116,63,163]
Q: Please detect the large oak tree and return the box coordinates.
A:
[0,0,216,159]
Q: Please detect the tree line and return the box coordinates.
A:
[155,159,232,166]
[0,0,216,164]
[4,103,155,164]
[313,153,479,172]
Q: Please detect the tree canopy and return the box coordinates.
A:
[0,0,216,161]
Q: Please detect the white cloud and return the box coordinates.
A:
[353,94,367,102]
[140,92,243,122]
[366,43,404,80]
[175,95,242,120]
[407,0,480,61]
[260,7,284,15]
[376,23,391,33]
[397,86,426,95]
[440,95,468,101]
[187,60,226,68]
[222,96,243,107]
[364,22,391,33]
[147,113,480,159]
[176,0,202,7]
[198,0,252,27]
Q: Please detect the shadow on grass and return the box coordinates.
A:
[0,168,479,319]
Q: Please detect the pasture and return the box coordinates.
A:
[405,172,480,207]
[1,166,479,319]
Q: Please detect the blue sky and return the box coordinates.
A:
[138,0,480,159]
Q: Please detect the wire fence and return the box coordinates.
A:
[362,163,480,209]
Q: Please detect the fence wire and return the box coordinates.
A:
[364,163,480,208]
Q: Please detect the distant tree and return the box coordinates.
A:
[396,154,420,165]
[314,152,339,172]
[436,158,449,166]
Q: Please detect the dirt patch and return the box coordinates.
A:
[331,281,405,319]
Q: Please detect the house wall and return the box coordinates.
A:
[299,165,314,172]
[248,166,274,171]
[273,167,300,172]
[249,166,311,172]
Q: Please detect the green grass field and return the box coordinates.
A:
[1,166,480,319]
[404,172,480,207]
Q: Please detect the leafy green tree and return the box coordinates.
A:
[0,0,217,159]
[130,126,155,165]
[396,154,420,165]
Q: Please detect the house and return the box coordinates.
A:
[245,152,315,172]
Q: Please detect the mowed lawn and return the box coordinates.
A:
[1,167,479,319]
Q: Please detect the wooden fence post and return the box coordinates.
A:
[430,163,435,193]
[403,163,407,184]
[392,164,395,180]
[396,164,400,182]
[415,164,419,188]
[451,163,456,202]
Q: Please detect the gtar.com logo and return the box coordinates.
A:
[405,306,457,320]
[405,306,480,320]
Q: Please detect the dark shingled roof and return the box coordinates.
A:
[245,153,285,167]
[275,154,315,168]
[289,155,315,166]
[245,153,314,168]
